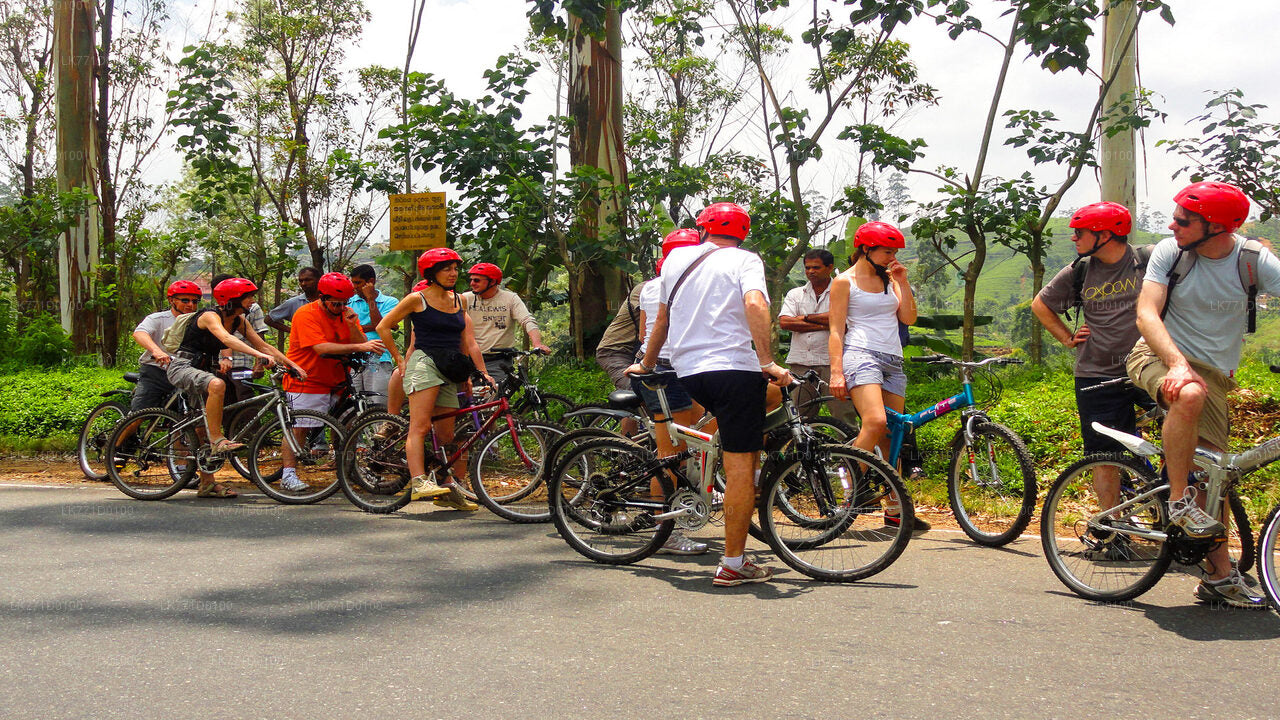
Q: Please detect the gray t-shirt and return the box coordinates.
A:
[1145,235,1280,373]
[1036,245,1143,377]
[133,310,177,368]
[268,294,309,324]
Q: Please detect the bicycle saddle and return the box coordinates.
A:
[607,390,643,412]
[123,372,140,384]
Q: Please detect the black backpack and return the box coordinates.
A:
[1066,245,1154,323]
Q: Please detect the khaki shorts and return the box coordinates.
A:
[403,350,461,408]
[167,356,216,394]
[1126,341,1234,450]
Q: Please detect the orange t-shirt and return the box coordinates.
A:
[284,301,353,393]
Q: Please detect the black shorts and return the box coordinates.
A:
[1075,376,1154,454]
[680,369,767,453]
[130,364,178,411]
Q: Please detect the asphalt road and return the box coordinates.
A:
[1,482,1277,720]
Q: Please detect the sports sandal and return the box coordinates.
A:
[209,437,245,454]
[196,482,238,498]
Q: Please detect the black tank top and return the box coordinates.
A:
[178,308,245,368]
[411,292,465,353]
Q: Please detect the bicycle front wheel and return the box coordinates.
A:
[248,410,345,504]
[1041,454,1171,602]
[105,408,197,500]
[78,399,128,480]
[759,445,912,583]
[548,436,675,564]
[514,392,575,424]
[947,422,1037,546]
[338,412,414,514]
[469,420,565,523]
[1259,504,1280,613]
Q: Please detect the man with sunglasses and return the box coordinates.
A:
[1032,202,1150,519]
[461,262,551,385]
[1127,181,1280,608]
[129,280,204,411]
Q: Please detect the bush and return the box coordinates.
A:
[14,313,74,368]
[0,367,126,438]
[534,356,616,405]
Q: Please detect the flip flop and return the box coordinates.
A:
[196,482,238,499]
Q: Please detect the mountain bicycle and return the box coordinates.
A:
[323,351,387,427]
[1260,500,1280,613]
[1042,367,1280,602]
[337,379,565,518]
[484,347,576,423]
[104,368,346,504]
[77,372,183,481]
[883,354,1036,546]
[547,370,910,582]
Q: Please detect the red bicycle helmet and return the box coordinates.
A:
[1174,181,1250,230]
[412,280,429,293]
[213,278,258,306]
[167,280,202,298]
[417,247,462,278]
[695,202,751,240]
[317,272,356,300]
[854,221,906,249]
[468,262,503,282]
[661,229,701,258]
[1070,201,1132,236]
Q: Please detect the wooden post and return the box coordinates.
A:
[1100,0,1138,211]
[54,0,100,349]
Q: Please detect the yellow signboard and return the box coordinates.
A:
[389,192,447,250]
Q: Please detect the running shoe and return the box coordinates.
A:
[432,483,480,511]
[409,474,450,501]
[1194,570,1267,609]
[1167,487,1226,539]
[658,532,708,555]
[712,559,774,587]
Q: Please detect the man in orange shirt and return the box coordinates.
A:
[280,272,384,491]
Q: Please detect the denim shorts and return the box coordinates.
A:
[629,363,693,415]
[842,346,907,397]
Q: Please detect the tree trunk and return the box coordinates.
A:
[1029,230,1046,364]
[54,0,100,353]
[567,6,629,357]
[96,0,118,367]
[1100,0,1138,211]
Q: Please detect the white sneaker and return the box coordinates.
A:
[658,531,709,555]
[280,473,309,493]
[1166,486,1226,538]
[410,473,449,500]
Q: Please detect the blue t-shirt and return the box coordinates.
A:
[347,290,399,363]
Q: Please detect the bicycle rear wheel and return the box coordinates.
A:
[548,436,675,564]
[248,410,345,504]
[105,408,197,500]
[1041,454,1171,602]
[1226,491,1255,576]
[1259,504,1280,613]
[759,445,911,582]
[338,412,413,514]
[78,399,128,480]
[469,420,565,523]
[947,421,1037,547]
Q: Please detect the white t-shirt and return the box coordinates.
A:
[843,282,902,356]
[659,242,769,376]
[1145,235,1280,373]
[133,310,176,367]
[637,278,662,359]
[780,282,831,366]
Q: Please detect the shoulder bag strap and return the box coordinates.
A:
[666,247,725,310]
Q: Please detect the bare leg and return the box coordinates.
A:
[406,386,440,479]
[722,450,759,558]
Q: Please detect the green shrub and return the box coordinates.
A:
[14,313,74,368]
[535,357,616,405]
[0,367,126,437]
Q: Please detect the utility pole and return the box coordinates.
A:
[1100,0,1139,213]
[54,0,100,350]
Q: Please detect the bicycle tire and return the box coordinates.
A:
[248,410,346,504]
[337,412,414,514]
[104,408,197,500]
[946,421,1037,547]
[513,392,575,424]
[548,436,675,564]
[759,444,912,582]
[1259,503,1280,613]
[224,406,269,481]
[1041,453,1172,602]
[469,420,566,523]
[78,399,128,480]
[803,417,858,444]
[1226,491,1255,576]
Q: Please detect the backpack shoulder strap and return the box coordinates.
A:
[1239,238,1263,333]
[1067,256,1090,322]
[1133,244,1155,272]
[1160,247,1198,320]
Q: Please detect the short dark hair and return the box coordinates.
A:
[211,273,233,288]
[351,264,376,281]
[803,249,835,267]
[298,266,321,279]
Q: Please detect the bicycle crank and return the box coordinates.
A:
[652,489,711,531]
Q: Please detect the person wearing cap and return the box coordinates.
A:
[377,249,493,511]
[1126,181,1280,608]
[129,280,202,411]
[461,262,551,385]
[276,272,385,493]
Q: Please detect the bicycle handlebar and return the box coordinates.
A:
[1079,376,1133,394]
[908,354,1021,369]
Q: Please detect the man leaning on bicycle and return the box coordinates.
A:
[1127,182,1280,608]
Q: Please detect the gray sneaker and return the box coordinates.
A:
[1166,487,1226,538]
[1194,570,1267,609]
[280,474,309,493]
[658,531,709,555]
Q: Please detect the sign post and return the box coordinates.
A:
[389,192,447,250]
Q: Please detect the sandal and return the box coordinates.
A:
[209,437,245,454]
[196,482,238,499]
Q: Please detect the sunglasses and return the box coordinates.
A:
[173,297,200,304]
[1172,215,1194,227]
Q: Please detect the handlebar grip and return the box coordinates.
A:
[909,354,948,364]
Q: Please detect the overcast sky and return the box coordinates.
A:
[192,0,1280,237]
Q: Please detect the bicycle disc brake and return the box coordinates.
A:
[667,488,711,531]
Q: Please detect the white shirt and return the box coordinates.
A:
[659,242,769,376]
[843,283,902,356]
[637,278,662,359]
[780,282,831,366]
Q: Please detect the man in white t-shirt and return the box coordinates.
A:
[461,262,552,385]
[778,248,858,425]
[627,202,792,587]
[130,280,203,410]
[1127,181,1280,608]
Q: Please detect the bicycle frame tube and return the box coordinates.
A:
[885,383,976,465]
[429,396,537,471]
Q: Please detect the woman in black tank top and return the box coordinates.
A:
[376,249,493,505]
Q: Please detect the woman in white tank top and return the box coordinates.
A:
[827,222,920,526]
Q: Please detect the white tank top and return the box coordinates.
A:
[843,283,902,355]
